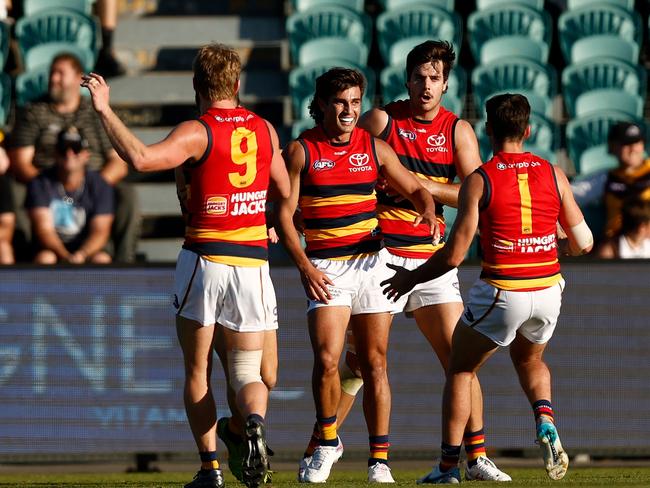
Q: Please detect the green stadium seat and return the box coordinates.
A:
[476,0,543,9]
[570,34,639,64]
[286,5,372,64]
[380,63,465,105]
[23,0,94,16]
[567,0,634,10]
[575,144,619,176]
[379,0,455,11]
[387,36,434,68]
[376,6,462,65]
[471,59,556,117]
[291,118,316,139]
[292,0,365,13]
[15,65,49,106]
[479,36,549,64]
[574,89,644,119]
[558,5,642,63]
[23,42,95,72]
[468,5,552,63]
[298,37,369,66]
[0,72,10,125]
[565,111,644,174]
[562,58,646,117]
[289,58,376,117]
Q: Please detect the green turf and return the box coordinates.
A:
[0,467,649,487]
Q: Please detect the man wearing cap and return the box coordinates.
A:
[603,122,650,238]
[25,127,114,264]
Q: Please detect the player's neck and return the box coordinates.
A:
[494,140,525,154]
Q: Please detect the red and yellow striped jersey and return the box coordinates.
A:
[298,125,382,259]
[378,100,458,258]
[477,152,562,291]
[182,106,273,267]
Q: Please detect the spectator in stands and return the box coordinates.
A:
[603,122,650,239]
[94,0,126,78]
[596,198,650,259]
[26,127,114,264]
[0,138,15,264]
[7,52,138,262]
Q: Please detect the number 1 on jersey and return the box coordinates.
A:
[517,173,533,234]
[229,127,258,188]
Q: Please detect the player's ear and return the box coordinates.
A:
[523,125,531,141]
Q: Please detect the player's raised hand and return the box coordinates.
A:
[300,265,334,303]
[81,73,110,114]
[381,262,418,302]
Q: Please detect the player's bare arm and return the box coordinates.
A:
[265,119,291,201]
[418,119,483,208]
[374,138,438,235]
[82,73,206,171]
[382,171,483,301]
[358,107,389,137]
[275,141,333,303]
[554,165,594,256]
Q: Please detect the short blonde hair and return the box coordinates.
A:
[193,44,241,102]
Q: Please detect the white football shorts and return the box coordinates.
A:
[460,278,565,346]
[386,253,463,314]
[307,247,396,315]
[173,248,278,332]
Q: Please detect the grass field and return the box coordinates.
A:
[1,467,650,487]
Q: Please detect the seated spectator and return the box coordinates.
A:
[26,127,114,264]
[7,52,139,262]
[596,198,650,259]
[603,122,650,238]
[0,141,15,264]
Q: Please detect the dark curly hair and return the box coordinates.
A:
[308,67,366,124]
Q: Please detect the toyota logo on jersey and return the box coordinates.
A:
[426,133,449,153]
[349,153,369,166]
[348,153,372,172]
[427,133,446,146]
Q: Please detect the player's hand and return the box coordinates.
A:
[300,265,334,303]
[381,263,417,302]
[81,73,110,114]
[267,227,279,244]
[413,210,440,242]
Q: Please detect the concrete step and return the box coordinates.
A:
[136,237,183,263]
[110,72,287,106]
[114,17,287,72]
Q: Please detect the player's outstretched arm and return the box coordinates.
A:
[381,171,482,301]
[374,138,438,236]
[275,141,333,303]
[82,73,206,172]
[554,165,593,256]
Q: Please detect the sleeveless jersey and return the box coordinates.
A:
[182,106,273,267]
[298,125,382,259]
[378,100,458,258]
[477,152,562,291]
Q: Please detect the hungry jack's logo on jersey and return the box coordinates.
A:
[205,195,228,216]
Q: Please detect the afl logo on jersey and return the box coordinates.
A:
[313,159,335,171]
[349,153,372,172]
[398,128,416,141]
[205,196,228,216]
[426,133,448,153]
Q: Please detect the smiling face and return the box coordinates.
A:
[406,60,448,120]
[319,85,362,142]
